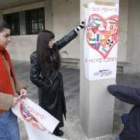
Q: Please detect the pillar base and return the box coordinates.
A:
[85,134,114,140]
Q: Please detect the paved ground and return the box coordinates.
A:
[13,61,86,140]
[12,60,140,140]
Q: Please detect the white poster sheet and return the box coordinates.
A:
[84,2,119,80]
[12,98,67,140]
[24,122,67,140]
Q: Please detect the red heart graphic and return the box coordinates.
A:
[86,14,119,59]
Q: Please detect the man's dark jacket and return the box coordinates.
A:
[108,85,140,140]
[30,30,77,128]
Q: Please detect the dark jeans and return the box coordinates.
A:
[0,109,20,140]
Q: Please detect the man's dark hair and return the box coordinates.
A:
[0,20,10,32]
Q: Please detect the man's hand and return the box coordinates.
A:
[12,97,18,106]
[12,94,24,106]
[20,88,27,98]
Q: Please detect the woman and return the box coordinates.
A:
[30,22,84,136]
[0,20,27,140]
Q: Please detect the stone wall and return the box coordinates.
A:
[125,0,140,73]
[118,0,128,62]
[4,0,80,61]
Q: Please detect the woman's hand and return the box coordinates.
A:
[75,21,85,33]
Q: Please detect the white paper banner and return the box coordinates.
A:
[84,2,119,81]
[12,98,67,140]
[24,122,67,140]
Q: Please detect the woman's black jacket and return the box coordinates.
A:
[30,30,77,127]
[108,85,140,140]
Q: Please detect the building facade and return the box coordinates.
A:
[0,0,140,139]
[0,0,139,74]
[0,0,80,63]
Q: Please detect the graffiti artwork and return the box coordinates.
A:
[86,14,119,58]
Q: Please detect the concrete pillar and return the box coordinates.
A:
[80,0,118,139]
[44,0,53,31]
[126,0,140,73]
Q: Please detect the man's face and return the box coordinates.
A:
[0,28,11,48]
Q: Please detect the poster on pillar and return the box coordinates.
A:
[84,2,119,81]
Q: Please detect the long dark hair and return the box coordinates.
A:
[0,20,10,32]
[36,30,60,76]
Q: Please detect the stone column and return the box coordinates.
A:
[80,0,119,139]
[44,0,53,31]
